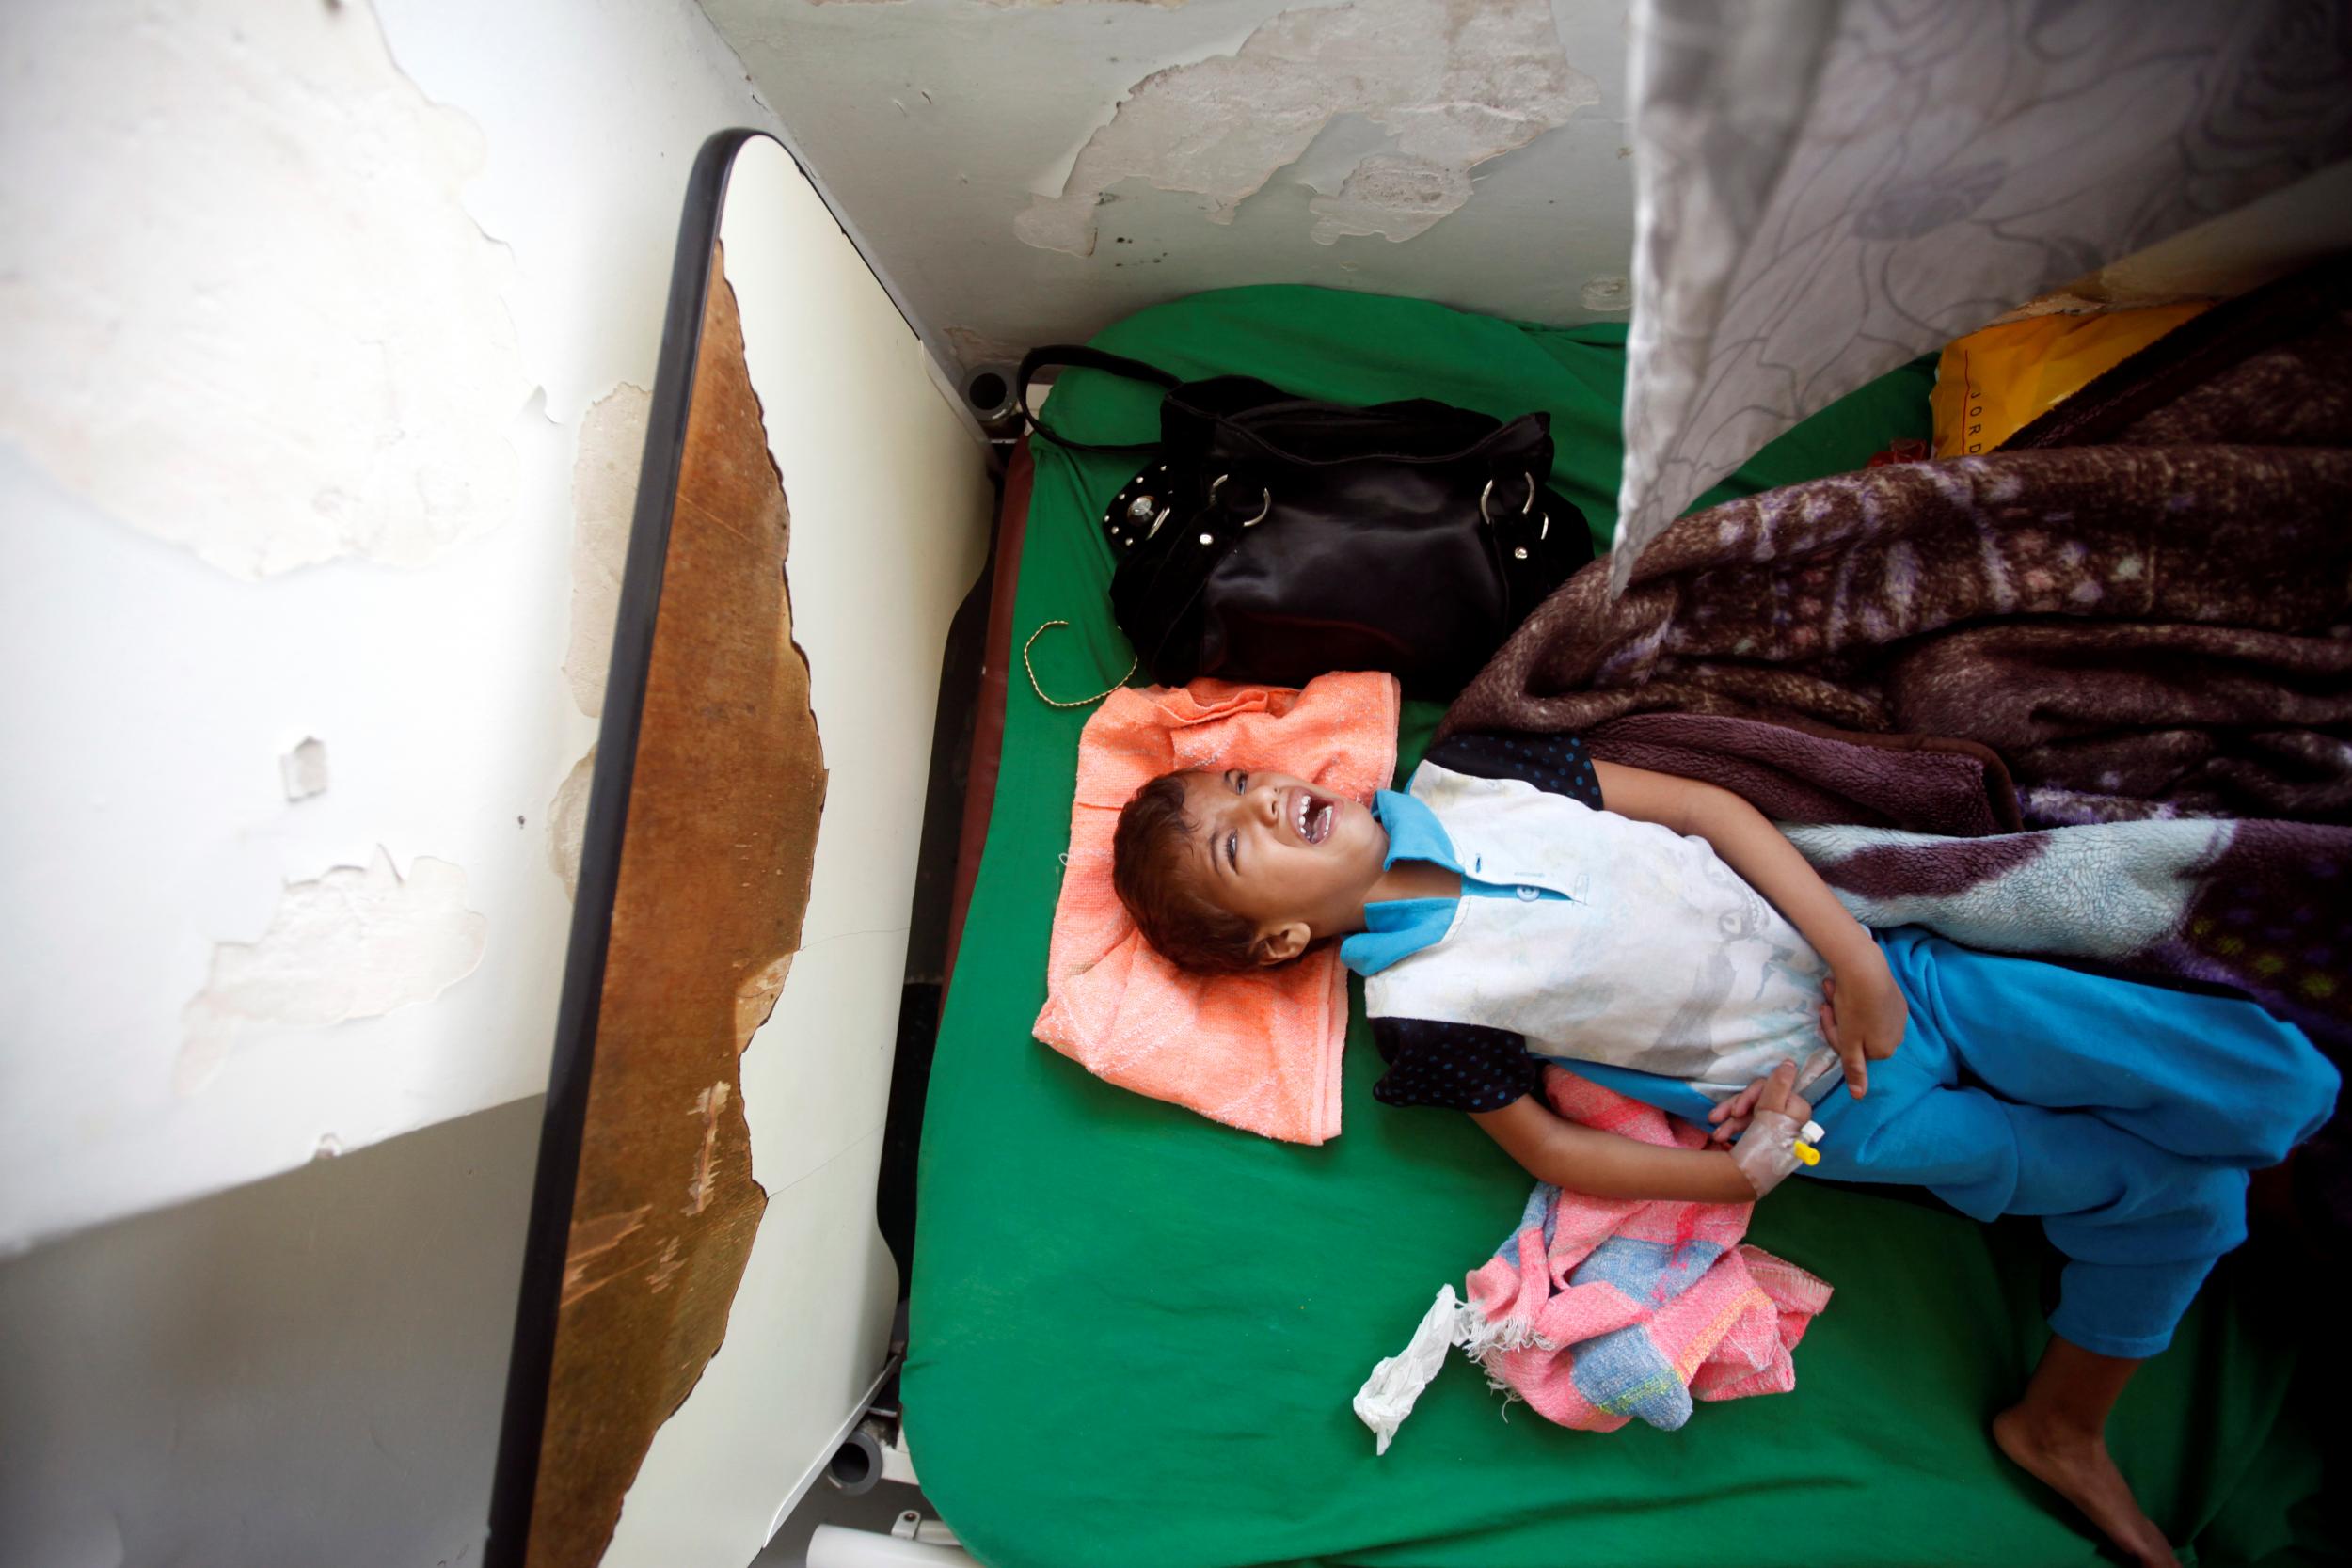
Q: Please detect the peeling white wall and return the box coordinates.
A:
[0,0,530,580]
[177,850,490,1095]
[699,0,1638,375]
[567,387,654,720]
[0,0,792,1250]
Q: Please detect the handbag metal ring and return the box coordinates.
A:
[1479,471,1536,526]
[1207,474,1273,527]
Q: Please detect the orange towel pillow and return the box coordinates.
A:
[1034,672,1401,1144]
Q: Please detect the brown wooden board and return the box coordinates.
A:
[525,241,824,1568]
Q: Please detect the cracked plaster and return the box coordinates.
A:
[1015,0,1597,256]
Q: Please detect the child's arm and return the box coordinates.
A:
[1473,1060,1816,1203]
[1594,760,1907,1097]
[1474,1097,1757,1201]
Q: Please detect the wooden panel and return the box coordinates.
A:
[596,135,994,1568]
[527,243,825,1568]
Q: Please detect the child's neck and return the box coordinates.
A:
[1358,857,1463,926]
[1327,821,1460,937]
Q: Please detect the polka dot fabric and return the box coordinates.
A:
[1426,730,1604,812]
[1366,730,1609,1113]
[1371,1017,1539,1113]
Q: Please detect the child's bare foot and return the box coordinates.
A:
[1993,1404,2178,1568]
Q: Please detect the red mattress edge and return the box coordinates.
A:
[942,437,1035,992]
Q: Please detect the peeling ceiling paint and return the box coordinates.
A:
[177,850,489,1093]
[1014,0,1597,256]
[567,385,651,718]
[0,0,531,579]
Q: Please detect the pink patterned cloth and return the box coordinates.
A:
[1462,1068,1833,1433]
[1034,672,1399,1145]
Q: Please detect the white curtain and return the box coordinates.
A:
[1613,0,2352,584]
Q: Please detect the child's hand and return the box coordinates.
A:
[1708,1059,1814,1143]
[1721,1063,1827,1197]
[1820,951,1908,1099]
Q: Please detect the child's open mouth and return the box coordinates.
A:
[1289,787,1335,846]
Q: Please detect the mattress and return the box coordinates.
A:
[904,285,2329,1568]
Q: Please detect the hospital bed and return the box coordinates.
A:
[488,8,2351,1558]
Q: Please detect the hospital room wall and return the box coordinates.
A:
[0,0,808,1560]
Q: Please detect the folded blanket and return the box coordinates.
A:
[1035,672,1399,1145]
[1581,711,2020,836]
[1355,1067,1831,1449]
[1448,261,2352,830]
[1448,443,2352,820]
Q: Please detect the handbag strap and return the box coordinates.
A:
[1017,345,1181,453]
[1022,619,1138,708]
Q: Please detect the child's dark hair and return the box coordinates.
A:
[1111,772,1262,974]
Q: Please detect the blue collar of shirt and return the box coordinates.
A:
[1340,791,1462,977]
[1368,788,1461,875]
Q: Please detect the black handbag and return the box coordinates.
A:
[1018,346,1592,699]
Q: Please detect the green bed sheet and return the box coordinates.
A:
[904,286,2328,1568]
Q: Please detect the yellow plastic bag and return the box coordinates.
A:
[1931,303,2210,457]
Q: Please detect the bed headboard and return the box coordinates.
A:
[488,131,994,1568]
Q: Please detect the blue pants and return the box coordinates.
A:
[1568,929,2339,1358]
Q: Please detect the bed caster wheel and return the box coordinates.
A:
[826,1425,884,1495]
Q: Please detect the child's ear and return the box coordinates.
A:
[1254,921,1311,966]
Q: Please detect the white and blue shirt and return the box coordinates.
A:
[1345,732,1835,1117]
